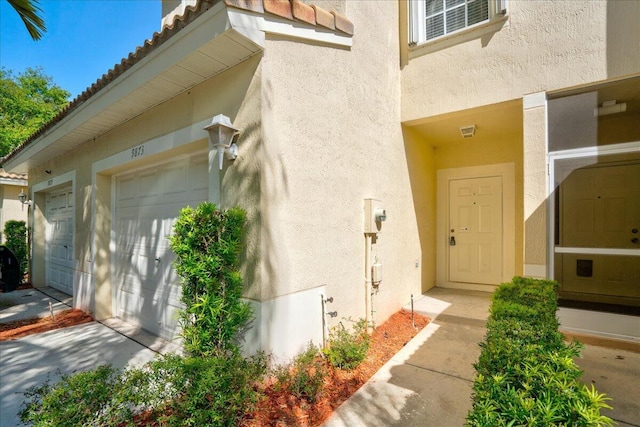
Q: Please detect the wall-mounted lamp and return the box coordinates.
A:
[18,188,32,209]
[460,125,476,138]
[204,114,240,170]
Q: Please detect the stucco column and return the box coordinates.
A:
[522,92,548,278]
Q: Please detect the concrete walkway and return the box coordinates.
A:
[323,287,640,427]
[1,287,639,426]
[0,288,164,427]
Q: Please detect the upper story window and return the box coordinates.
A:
[410,0,506,45]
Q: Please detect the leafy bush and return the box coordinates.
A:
[466,277,613,426]
[169,203,252,357]
[19,353,267,427]
[274,342,328,403]
[4,219,27,276]
[20,204,267,427]
[19,365,126,427]
[324,318,370,371]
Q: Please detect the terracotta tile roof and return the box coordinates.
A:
[3,0,353,167]
[0,169,27,181]
[225,0,353,34]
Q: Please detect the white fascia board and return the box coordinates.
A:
[227,8,352,48]
[0,178,27,186]
[5,2,234,171]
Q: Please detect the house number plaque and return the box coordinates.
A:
[131,145,145,158]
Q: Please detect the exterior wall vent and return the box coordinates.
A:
[460,125,476,138]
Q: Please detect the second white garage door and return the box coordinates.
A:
[115,155,208,339]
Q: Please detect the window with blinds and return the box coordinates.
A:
[410,0,506,45]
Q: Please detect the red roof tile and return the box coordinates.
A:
[0,169,27,181]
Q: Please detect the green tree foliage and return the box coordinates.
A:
[4,219,27,275]
[6,0,46,40]
[0,67,70,158]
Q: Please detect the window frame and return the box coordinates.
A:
[409,0,507,46]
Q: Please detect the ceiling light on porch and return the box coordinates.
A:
[460,125,476,138]
[204,114,240,170]
[595,100,627,117]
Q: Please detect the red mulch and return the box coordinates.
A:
[0,302,429,427]
[242,309,430,427]
[0,309,93,341]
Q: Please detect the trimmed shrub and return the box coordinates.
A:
[467,277,613,426]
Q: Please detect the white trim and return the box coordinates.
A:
[558,308,640,343]
[436,162,516,286]
[33,170,76,193]
[91,119,211,174]
[226,8,352,48]
[523,91,547,110]
[547,140,640,279]
[409,0,507,50]
[0,178,27,186]
[555,247,640,257]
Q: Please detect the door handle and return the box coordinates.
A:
[449,236,456,246]
[632,238,639,244]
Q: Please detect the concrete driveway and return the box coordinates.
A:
[0,289,159,427]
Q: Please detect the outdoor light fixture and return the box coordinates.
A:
[204,114,240,170]
[18,188,32,206]
[460,125,476,138]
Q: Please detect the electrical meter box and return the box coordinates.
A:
[372,263,383,284]
[364,198,386,234]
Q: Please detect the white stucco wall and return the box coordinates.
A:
[402,0,640,121]
[0,185,28,243]
[260,0,422,334]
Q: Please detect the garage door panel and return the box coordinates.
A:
[115,154,207,339]
[46,187,74,295]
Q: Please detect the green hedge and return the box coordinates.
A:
[4,220,27,276]
[466,277,613,426]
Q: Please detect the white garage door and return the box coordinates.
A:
[115,155,208,339]
[46,187,74,295]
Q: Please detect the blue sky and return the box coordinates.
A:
[1,0,161,99]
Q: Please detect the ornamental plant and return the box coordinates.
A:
[169,203,252,356]
[324,318,370,371]
[4,220,28,276]
[467,277,613,426]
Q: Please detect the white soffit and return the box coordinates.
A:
[4,2,260,174]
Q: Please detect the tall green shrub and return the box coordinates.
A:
[169,203,252,356]
[4,220,27,275]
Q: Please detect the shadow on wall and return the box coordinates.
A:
[401,126,437,294]
[227,73,297,357]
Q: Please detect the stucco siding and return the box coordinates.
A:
[260,0,422,327]
[401,0,640,122]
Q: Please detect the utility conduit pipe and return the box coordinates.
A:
[364,234,373,333]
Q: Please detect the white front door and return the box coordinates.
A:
[46,187,74,295]
[449,176,503,284]
[114,155,208,339]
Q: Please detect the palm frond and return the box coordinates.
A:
[7,0,46,41]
